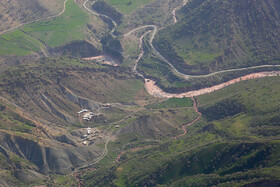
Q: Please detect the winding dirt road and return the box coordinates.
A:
[83,0,118,38]
[75,135,113,171]
[0,0,68,35]
[133,30,152,73]
[175,97,202,139]
[172,0,189,24]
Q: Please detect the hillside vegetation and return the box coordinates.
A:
[104,0,154,15]
[0,0,279,186]
[154,0,280,74]
[82,76,280,186]
[0,0,63,32]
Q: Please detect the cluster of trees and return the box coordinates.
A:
[199,99,246,121]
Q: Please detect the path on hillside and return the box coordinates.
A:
[0,0,68,35]
[133,30,152,73]
[83,0,118,38]
[175,97,202,139]
[75,135,113,171]
[172,0,189,24]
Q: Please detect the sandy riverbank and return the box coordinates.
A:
[145,71,280,98]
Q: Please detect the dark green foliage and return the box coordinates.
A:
[200,99,246,121]
[49,40,101,58]
[250,112,280,127]
[0,104,6,111]
[92,0,123,25]
[83,166,117,186]
[145,97,193,109]
[101,36,124,62]
[153,38,186,70]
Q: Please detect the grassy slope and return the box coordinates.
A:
[23,0,88,47]
[0,0,89,55]
[145,97,193,109]
[104,0,154,15]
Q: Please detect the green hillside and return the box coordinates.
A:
[81,76,280,186]
[154,0,280,74]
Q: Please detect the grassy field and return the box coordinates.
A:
[104,0,154,14]
[0,38,31,56]
[146,97,193,109]
[0,0,89,55]
[22,0,88,47]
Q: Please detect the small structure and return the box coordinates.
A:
[83,112,94,120]
[77,109,88,114]
[83,141,88,145]
[87,127,92,135]
[115,125,120,128]
[103,103,111,107]
[82,135,87,139]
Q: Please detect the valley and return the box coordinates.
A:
[0,0,279,186]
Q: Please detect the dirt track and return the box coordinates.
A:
[175,97,202,139]
[83,0,118,38]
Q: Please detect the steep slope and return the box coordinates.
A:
[154,0,280,74]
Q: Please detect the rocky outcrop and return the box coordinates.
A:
[14,169,44,183]
[62,87,102,111]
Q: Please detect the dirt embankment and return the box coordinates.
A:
[83,55,118,66]
[145,71,280,98]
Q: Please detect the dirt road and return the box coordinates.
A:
[172,0,189,24]
[83,0,118,38]
[175,97,202,139]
